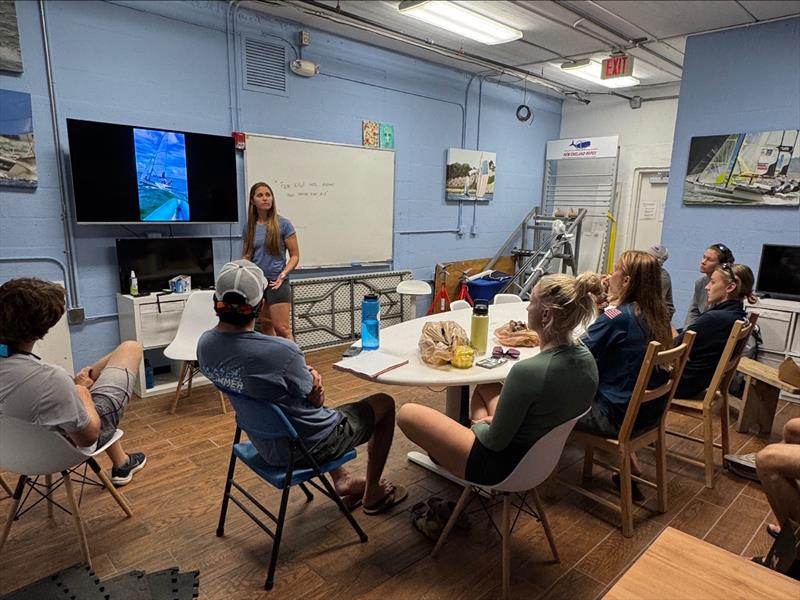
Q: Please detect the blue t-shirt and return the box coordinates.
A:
[581,303,668,429]
[248,216,296,280]
[197,328,339,466]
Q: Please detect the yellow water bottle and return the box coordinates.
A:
[470,303,489,354]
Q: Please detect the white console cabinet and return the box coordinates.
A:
[749,297,800,400]
[117,292,211,399]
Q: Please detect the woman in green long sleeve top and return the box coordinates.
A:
[398,273,603,486]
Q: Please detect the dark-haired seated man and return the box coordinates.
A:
[0,278,146,486]
[197,260,407,514]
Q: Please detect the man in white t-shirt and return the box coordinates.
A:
[0,278,146,486]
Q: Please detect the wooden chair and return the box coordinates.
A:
[561,332,695,538]
[667,315,757,488]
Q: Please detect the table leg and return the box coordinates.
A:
[445,385,471,426]
[753,380,780,435]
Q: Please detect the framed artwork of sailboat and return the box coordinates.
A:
[684,129,800,207]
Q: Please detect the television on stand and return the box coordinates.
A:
[755,244,800,301]
[67,119,238,224]
[115,237,215,296]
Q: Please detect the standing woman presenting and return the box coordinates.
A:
[241,182,299,340]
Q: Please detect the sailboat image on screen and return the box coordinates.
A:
[134,127,191,221]
[683,129,800,207]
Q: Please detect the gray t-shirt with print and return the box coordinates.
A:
[197,328,339,466]
[0,353,90,433]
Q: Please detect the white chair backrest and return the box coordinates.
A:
[489,408,589,493]
[163,290,218,361]
[449,299,471,311]
[396,280,432,296]
[0,416,90,475]
[494,294,523,305]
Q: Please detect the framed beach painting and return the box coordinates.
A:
[683,129,799,207]
[0,89,37,188]
[445,148,496,202]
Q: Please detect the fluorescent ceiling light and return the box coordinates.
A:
[560,59,640,89]
[398,1,523,45]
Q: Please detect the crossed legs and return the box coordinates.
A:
[756,418,800,535]
[82,341,142,468]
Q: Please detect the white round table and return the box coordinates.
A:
[334,302,536,481]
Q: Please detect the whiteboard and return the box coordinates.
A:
[244,134,395,269]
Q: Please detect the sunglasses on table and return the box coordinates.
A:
[492,346,520,360]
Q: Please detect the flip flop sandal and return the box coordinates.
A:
[363,484,408,515]
[412,503,442,541]
[766,523,781,539]
[427,497,470,530]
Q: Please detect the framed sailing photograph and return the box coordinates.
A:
[134,127,190,221]
[445,148,496,202]
[683,130,800,207]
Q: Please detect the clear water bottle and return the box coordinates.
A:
[144,358,155,389]
[361,294,380,351]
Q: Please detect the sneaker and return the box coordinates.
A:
[111,452,147,486]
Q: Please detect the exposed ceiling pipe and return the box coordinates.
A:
[553,1,684,75]
[583,0,685,56]
[265,0,592,101]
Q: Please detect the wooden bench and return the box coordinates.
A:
[729,357,800,434]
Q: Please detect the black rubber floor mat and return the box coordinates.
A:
[51,565,106,600]
[1,573,66,600]
[144,568,199,600]
[101,570,152,600]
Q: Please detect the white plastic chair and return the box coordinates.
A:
[449,299,471,311]
[163,290,226,414]
[0,416,133,567]
[432,410,588,600]
[493,293,523,305]
[396,280,432,322]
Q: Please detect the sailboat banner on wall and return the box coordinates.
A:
[683,129,800,207]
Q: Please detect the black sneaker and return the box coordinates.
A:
[111,452,147,486]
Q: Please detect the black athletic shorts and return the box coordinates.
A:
[301,400,376,467]
[465,437,528,486]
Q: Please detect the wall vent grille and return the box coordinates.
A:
[242,36,287,95]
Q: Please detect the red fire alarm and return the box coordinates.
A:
[232,131,246,150]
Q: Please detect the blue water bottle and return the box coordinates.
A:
[144,358,155,389]
[361,294,380,351]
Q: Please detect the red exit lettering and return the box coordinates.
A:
[601,55,634,79]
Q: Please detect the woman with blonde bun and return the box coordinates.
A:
[398,272,602,485]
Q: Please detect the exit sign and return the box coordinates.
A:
[601,55,634,79]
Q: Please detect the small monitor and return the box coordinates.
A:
[756,244,800,300]
[115,238,215,295]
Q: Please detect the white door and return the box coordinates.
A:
[631,174,668,250]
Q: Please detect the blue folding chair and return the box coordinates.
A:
[216,390,368,590]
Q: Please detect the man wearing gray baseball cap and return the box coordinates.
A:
[197,260,407,514]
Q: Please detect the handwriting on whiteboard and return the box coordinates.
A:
[279,180,336,199]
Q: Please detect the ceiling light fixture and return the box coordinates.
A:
[398,1,523,46]
[560,59,640,89]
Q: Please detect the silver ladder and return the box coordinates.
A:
[485,208,586,299]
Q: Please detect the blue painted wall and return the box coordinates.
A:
[662,17,800,325]
[0,0,562,368]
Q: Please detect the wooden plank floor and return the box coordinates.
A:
[1,345,797,599]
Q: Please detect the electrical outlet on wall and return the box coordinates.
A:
[299,30,311,46]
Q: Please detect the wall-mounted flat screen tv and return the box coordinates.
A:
[68,119,238,224]
[115,237,215,295]
[756,244,800,300]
